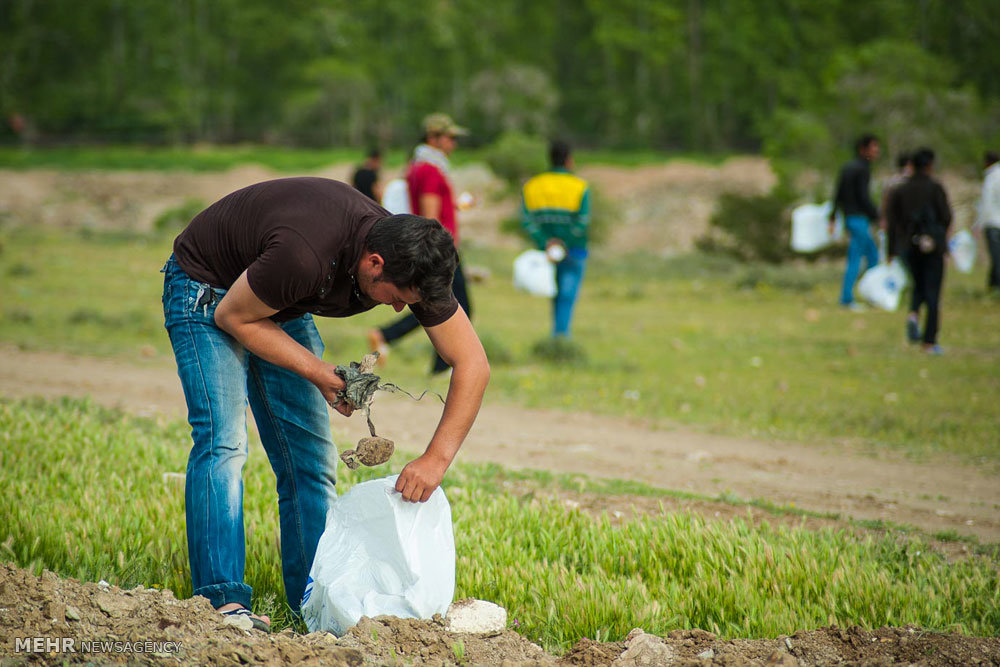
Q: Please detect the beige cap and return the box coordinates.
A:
[422,113,469,137]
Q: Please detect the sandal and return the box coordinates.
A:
[221,607,271,633]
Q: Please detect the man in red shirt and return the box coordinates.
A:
[369,113,471,373]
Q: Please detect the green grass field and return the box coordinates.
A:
[1,225,998,465]
[0,145,705,172]
[2,398,997,651]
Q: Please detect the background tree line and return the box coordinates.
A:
[2,0,998,166]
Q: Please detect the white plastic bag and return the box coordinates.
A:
[858,259,908,311]
[791,202,843,253]
[300,475,455,635]
[948,229,976,274]
[381,178,412,215]
[513,249,557,298]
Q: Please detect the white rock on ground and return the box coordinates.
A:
[444,599,507,634]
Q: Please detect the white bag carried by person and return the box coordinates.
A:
[948,229,976,274]
[513,249,557,298]
[300,475,455,635]
[791,202,843,253]
[381,178,412,215]
[858,259,908,311]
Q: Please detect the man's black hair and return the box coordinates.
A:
[856,134,879,153]
[365,214,458,306]
[912,147,935,171]
[550,140,571,168]
[986,151,999,168]
[896,152,912,170]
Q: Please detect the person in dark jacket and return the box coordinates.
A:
[886,148,953,354]
[830,134,881,309]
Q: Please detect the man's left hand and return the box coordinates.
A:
[395,452,449,503]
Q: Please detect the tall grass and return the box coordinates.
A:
[2,399,997,651]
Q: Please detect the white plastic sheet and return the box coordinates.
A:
[300,475,455,635]
[791,202,843,253]
[381,179,412,215]
[513,249,557,298]
[948,229,976,274]
[858,259,909,311]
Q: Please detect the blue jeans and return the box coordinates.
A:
[840,215,879,305]
[553,249,587,337]
[161,256,336,613]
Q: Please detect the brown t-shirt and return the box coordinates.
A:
[173,177,458,325]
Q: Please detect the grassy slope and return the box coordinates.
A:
[2,398,997,650]
[1,227,998,464]
[0,145,698,172]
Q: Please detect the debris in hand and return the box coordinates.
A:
[333,352,443,470]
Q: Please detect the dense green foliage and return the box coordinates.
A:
[2,0,998,153]
[3,399,998,648]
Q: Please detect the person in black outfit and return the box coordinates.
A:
[351,148,382,202]
[886,148,952,354]
[830,134,881,309]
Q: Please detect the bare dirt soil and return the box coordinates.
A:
[3,563,998,666]
[0,158,780,255]
[2,344,999,547]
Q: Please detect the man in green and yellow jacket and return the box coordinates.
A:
[521,141,591,338]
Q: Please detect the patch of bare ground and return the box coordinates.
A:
[2,564,998,666]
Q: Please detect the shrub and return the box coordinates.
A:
[531,337,587,364]
[482,132,547,188]
[152,199,205,235]
[698,184,796,264]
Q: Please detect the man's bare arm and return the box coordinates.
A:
[419,193,443,222]
[394,306,490,502]
[213,270,352,415]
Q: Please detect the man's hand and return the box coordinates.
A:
[312,364,353,417]
[395,452,449,502]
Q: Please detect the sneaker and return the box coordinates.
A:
[843,302,867,312]
[906,317,921,343]
[923,344,944,356]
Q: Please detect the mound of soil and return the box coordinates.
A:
[2,563,997,665]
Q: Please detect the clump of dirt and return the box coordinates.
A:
[2,562,998,665]
[0,562,363,665]
[340,436,395,470]
[337,615,553,665]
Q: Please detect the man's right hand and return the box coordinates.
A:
[312,363,353,417]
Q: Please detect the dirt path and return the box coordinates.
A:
[2,344,998,543]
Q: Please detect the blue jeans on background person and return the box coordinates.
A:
[840,215,879,305]
[553,249,587,337]
[161,255,336,614]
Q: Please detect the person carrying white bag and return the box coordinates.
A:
[885,148,953,354]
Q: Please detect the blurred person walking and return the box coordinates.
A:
[973,150,1000,293]
[351,147,383,203]
[882,152,914,261]
[367,113,472,373]
[521,141,591,338]
[886,148,953,354]
[830,134,881,310]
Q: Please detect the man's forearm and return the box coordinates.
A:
[218,316,325,384]
[423,357,489,467]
